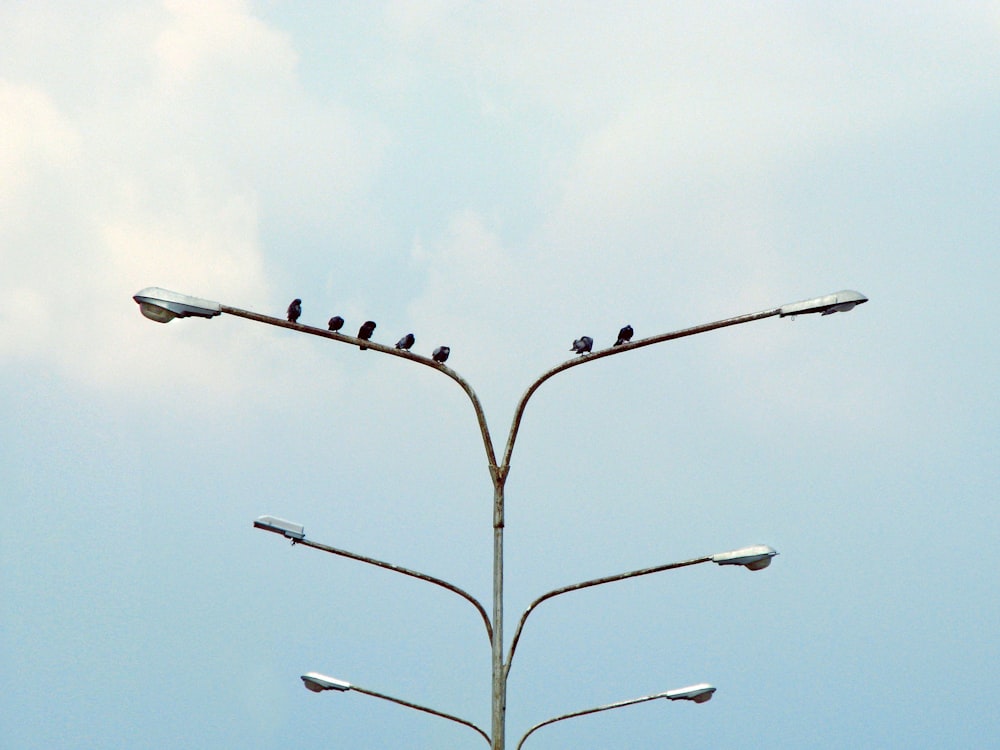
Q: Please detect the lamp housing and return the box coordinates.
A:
[711,545,777,571]
[779,290,868,317]
[665,684,716,703]
[253,515,305,540]
[133,287,221,323]
[301,672,351,692]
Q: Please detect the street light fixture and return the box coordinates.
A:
[778,289,868,317]
[132,287,221,323]
[300,672,491,745]
[301,672,350,692]
[253,515,494,641]
[710,544,778,571]
[256,518,777,682]
[665,683,717,703]
[253,515,305,541]
[139,286,866,749]
[504,544,780,673]
[514,684,717,750]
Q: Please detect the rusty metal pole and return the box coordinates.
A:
[490,465,507,750]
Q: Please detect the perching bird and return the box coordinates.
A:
[614,324,633,346]
[571,336,593,354]
[395,333,415,350]
[287,298,302,323]
[327,316,344,332]
[357,320,376,350]
[432,346,450,363]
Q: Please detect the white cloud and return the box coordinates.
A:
[155,0,298,86]
[0,1,385,405]
[408,210,519,360]
[366,3,1000,435]
[0,81,80,204]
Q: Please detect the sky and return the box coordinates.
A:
[2,1,999,748]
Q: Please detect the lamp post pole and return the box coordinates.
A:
[492,475,507,750]
[135,286,866,749]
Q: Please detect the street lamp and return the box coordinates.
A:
[665,683,717,702]
[301,672,351,692]
[253,515,305,540]
[255,516,777,683]
[132,287,221,323]
[504,545,779,673]
[253,515,493,640]
[300,672,491,745]
[778,289,868,317]
[711,544,778,570]
[514,683,717,750]
[138,286,866,749]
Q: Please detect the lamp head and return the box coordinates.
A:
[133,287,221,323]
[711,545,778,571]
[665,684,716,703]
[253,515,305,540]
[301,672,351,692]
[779,290,868,317]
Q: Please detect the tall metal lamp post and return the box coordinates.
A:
[135,286,866,748]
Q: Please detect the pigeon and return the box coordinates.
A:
[327,316,344,332]
[432,346,450,363]
[357,320,376,350]
[614,324,633,346]
[395,333,415,351]
[570,336,593,355]
[287,298,302,323]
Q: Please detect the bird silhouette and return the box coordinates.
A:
[614,324,633,346]
[327,316,344,332]
[571,336,593,354]
[287,298,302,323]
[432,346,450,363]
[357,320,376,350]
[395,333,415,350]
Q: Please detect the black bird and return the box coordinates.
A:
[327,315,344,332]
[357,320,376,350]
[614,324,633,346]
[571,336,593,354]
[287,298,302,323]
[395,333,415,351]
[432,345,450,363]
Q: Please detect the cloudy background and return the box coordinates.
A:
[2,2,998,748]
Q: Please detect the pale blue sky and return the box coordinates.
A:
[2,2,998,748]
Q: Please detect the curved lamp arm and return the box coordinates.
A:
[130,288,500,470]
[134,286,866,486]
[302,672,491,746]
[504,543,777,675]
[294,537,493,643]
[501,306,782,469]
[500,288,868,468]
[515,684,716,750]
[219,304,501,469]
[254,518,492,642]
[505,556,711,676]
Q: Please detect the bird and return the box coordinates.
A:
[432,346,450,363]
[395,333,415,351]
[571,336,593,354]
[287,298,302,323]
[327,316,344,332]
[614,324,633,346]
[357,320,376,350]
